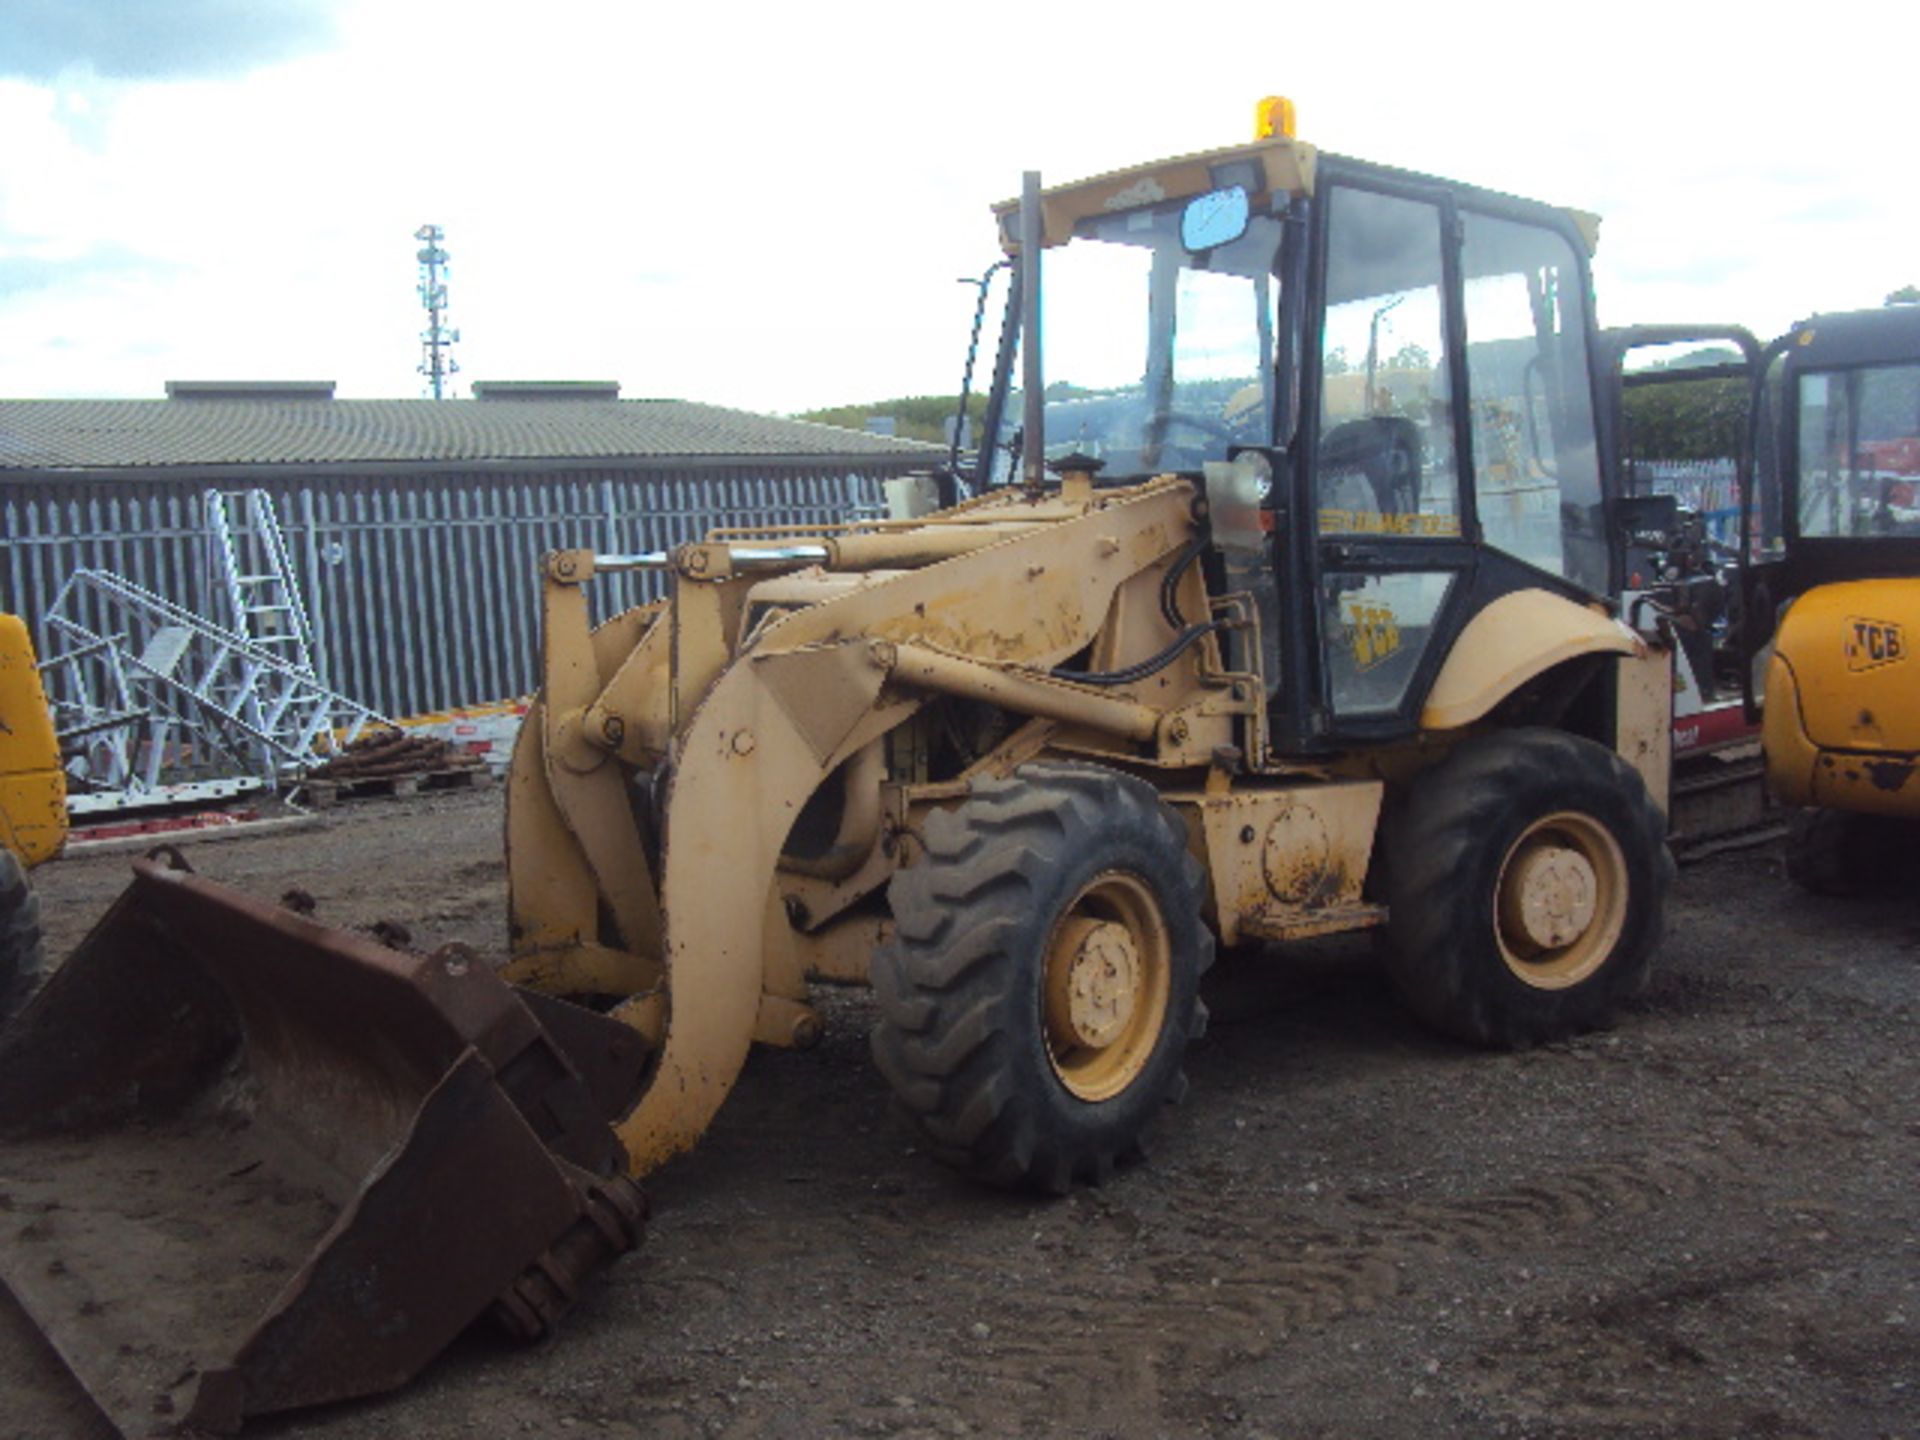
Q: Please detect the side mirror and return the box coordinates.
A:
[1181,186,1251,253]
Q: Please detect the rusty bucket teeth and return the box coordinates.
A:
[0,853,651,1436]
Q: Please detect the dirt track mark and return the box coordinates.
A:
[1345,1153,1721,1259]
[1457,1261,1847,1440]
[854,1142,1735,1437]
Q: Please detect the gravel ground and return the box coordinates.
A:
[6,785,1917,1439]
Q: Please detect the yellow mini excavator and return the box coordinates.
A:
[1747,306,1920,889]
[0,100,1683,1433]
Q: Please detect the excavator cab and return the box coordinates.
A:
[977,141,1648,761]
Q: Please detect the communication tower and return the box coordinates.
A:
[415,224,460,398]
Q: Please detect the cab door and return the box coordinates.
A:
[1292,174,1614,746]
[1303,181,1474,743]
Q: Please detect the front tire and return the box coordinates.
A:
[871,764,1212,1193]
[1384,729,1672,1048]
[0,850,44,1025]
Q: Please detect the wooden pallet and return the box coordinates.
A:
[295,765,493,810]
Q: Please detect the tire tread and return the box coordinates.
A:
[0,850,44,1025]
[1383,729,1672,1049]
[872,763,1213,1192]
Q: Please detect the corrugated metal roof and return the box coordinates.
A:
[0,396,937,471]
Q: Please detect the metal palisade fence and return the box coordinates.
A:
[1634,458,1741,548]
[2,463,890,720]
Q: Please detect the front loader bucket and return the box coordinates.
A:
[0,852,649,1436]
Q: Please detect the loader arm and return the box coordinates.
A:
[507,477,1217,1173]
[505,591,667,1003]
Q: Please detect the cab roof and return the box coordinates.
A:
[992,136,1598,257]
[992,138,1317,250]
[1783,307,1920,372]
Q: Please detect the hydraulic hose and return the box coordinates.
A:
[1050,621,1224,688]
[1051,536,1220,688]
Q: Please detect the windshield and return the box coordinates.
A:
[989,201,1287,484]
[1796,361,1920,538]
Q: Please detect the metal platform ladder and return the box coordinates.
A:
[37,491,390,812]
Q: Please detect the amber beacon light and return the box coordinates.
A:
[1254,95,1297,140]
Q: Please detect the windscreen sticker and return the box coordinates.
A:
[1345,601,1402,672]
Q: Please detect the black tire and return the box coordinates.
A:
[0,849,44,1025]
[871,763,1213,1193]
[1783,808,1911,896]
[1384,729,1673,1048]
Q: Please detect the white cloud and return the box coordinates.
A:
[0,0,1917,407]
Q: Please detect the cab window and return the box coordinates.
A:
[1797,363,1920,538]
[1316,187,1460,540]
[1459,212,1607,593]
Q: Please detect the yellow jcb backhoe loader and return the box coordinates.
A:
[0,99,1681,1433]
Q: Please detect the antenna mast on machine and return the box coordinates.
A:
[415,223,460,398]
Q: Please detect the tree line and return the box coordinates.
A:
[797,393,989,445]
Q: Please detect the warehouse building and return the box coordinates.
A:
[0,381,940,718]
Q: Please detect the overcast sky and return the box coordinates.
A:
[1,1,1914,414]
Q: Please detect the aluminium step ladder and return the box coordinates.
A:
[205,489,321,670]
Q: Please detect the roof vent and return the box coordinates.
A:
[166,380,337,401]
[471,381,621,401]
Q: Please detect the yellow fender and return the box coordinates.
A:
[1421,589,1641,733]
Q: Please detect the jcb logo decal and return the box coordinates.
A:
[1845,617,1906,672]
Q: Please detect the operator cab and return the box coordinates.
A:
[1750,304,1920,600]
[974,108,1628,752]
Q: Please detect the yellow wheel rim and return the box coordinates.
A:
[1041,871,1171,1101]
[1494,811,1628,990]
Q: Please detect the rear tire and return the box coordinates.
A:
[0,850,44,1025]
[1783,808,1910,896]
[871,764,1212,1193]
[1384,729,1672,1048]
